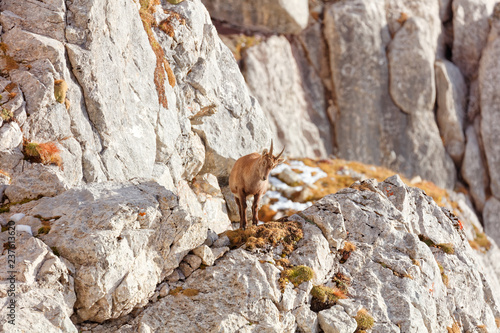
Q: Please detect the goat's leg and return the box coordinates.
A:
[252,193,262,226]
[235,196,245,229]
[240,193,248,230]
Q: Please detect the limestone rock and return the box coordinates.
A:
[192,173,232,234]
[180,254,203,277]
[0,121,22,151]
[479,5,500,199]
[299,199,346,249]
[483,197,500,247]
[192,245,216,266]
[388,17,436,114]
[324,0,455,189]
[434,59,467,164]
[461,126,488,212]
[318,305,357,333]
[244,35,327,158]
[293,305,319,333]
[114,250,290,333]
[0,233,77,332]
[453,0,496,80]
[27,181,208,323]
[201,0,308,34]
[4,163,69,203]
[0,0,66,41]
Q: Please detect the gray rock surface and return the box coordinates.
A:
[479,5,500,199]
[324,0,455,189]
[453,0,496,80]
[434,60,467,164]
[318,305,357,333]
[26,181,209,323]
[201,0,309,34]
[461,125,488,212]
[388,17,436,114]
[88,176,500,332]
[0,233,77,332]
[243,36,327,158]
[484,197,500,247]
[4,163,69,203]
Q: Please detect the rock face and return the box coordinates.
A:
[461,126,488,212]
[479,5,500,200]
[0,0,270,196]
[200,0,309,34]
[483,197,500,247]
[324,0,455,189]
[243,36,328,158]
[434,60,467,164]
[452,0,496,80]
[90,176,500,333]
[27,181,211,323]
[0,232,77,332]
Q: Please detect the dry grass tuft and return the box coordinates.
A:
[169,287,199,297]
[298,158,459,209]
[339,241,356,264]
[495,317,500,328]
[279,265,314,290]
[437,243,455,254]
[37,226,51,235]
[355,308,375,331]
[223,221,303,256]
[23,140,62,168]
[472,225,492,252]
[1,108,13,122]
[437,261,449,287]
[332,272,351,294]
[310,285,347,312]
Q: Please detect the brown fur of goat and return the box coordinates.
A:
[229,141,284,229]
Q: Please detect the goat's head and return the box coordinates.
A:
[259,140,285,181]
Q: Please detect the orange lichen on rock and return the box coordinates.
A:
[139,0,175,108]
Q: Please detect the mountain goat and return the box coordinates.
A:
[229,140,285,229]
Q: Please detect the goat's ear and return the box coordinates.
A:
[262,148,268,155]
[277,158,285,164]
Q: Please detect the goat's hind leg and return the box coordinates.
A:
[238,191,248,230]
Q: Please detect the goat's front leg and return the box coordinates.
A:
[238,192,248,229]
[252,193,262,227]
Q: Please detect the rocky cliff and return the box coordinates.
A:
[1,0,500,332]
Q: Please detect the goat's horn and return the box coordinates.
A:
[269,139,274,156]
[276,146,285,159]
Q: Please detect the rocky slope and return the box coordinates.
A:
[204,0,500,244]
[1,0,500,332]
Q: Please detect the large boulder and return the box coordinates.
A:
[27,181,213,322]
[479,4,500,199]
[201,0,309,34]
[243,36,328,158]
